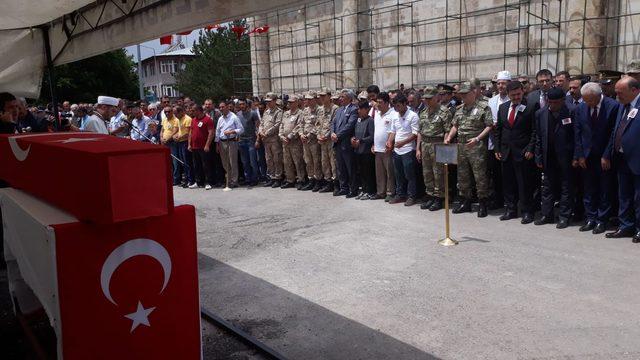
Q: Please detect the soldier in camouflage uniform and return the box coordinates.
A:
[317,88,339,193]
[279,95,307,188]
[299,91,323,191]
[445,81,495,217]
[257,92,284,188]
[416,86,452,211]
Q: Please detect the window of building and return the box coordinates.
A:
[160,60,177,74]
[145,64,155,77]
[161,85,179,97]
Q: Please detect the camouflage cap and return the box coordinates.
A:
[598,69,624,84]
[357,90,368,100]
[437,83,455,93]
[276,99,283,107]
[318,87,331,96]
[456,81,473,94]
[422,86,439,99]
[469,77,482,87]
[265,92,277,101]
[304,90,317,99]
[330,91,340,100]
[626,59,640,74]
[288,94,299,102]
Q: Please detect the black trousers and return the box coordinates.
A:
[192,149,215,186]
[356,153,376,194]
[488,149,503,203]
[541,157,574,220]
[502,156,535,214]
[336,147,356,192]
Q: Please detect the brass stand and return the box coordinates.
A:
[438,163,458,246]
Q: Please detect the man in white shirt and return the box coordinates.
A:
[109,99,129,137]
[373,92,397,201]
[386,94,419,206]
[487,70,512,209]
[130,105,152,141]
[215,101,244,188]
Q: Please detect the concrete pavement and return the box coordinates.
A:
[177,186,640,360]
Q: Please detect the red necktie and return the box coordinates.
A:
[508,104,517,127]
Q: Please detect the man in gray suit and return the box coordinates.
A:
[331,89,359,197]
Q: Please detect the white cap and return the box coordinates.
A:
[97,96,119,106]
[496,70,512,81]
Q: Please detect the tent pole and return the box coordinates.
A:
[42,26,60,130]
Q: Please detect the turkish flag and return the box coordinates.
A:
[0,133,173,224]
[54,205,201,359]
[160,35,172,45]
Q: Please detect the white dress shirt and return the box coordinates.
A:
[215,111,244,142]
[373,107,398,153]
[389,109,419,155]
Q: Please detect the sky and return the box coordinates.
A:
[124,31,201,62]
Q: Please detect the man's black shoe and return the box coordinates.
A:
[579,221,596,232]
[421,199,434,210]
[280,182,294,189]
[263,179,274,187]
[633,232,640,243]
[556,218,569,229]
[477,200,488,218]
[593,222,606,234]
[500,211,517,221]
[452,199,472,214]
[521,213,534,224]
[605,228,634,238]
[335,189,349,196]
[534,215,554,226]
[345,192,358,198]
[429,198,443,211]
[271,180,281,188]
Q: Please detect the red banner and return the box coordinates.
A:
[53,205,201,359]
[0,133,173,224]
[160,35,172,45]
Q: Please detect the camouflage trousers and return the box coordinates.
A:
[282,138,306,183]
[420,141,445,198]
[320,140,337,180]
[303,137,322,180]
[457,138,491,199]
[263,137,283,179]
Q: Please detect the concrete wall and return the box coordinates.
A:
[249,0,640,95]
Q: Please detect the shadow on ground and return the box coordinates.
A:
[198,253,439,360]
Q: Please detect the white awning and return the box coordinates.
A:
[1,0,315,98]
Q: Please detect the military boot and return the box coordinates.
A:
[477,199,488,218]
[301,179,315,191]
[312,179,323,192]
[452,198,472,214]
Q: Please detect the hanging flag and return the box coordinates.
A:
[249,25,270,35]
[231,25,247,39]
[177,30,192,35]
[159,35,172,45]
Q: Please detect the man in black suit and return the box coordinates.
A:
[527,69,554,111]
[602,77,640,242]
[573,82,619,234]
[331,89,358,197]
[534,87,575,229]
[494,81,537,224]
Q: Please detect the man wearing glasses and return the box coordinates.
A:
[81,96,118,134]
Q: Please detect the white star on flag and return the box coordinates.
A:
[52,138,103,144]
[124,301,156,333]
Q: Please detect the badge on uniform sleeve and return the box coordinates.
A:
[562,118,572,125]
[472,108,478,116]
[197,122,203,128]
[629,108,638,118]
[517,104,526,112]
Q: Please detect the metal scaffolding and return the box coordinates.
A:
[236,0,640,96]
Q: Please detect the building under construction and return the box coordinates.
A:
[240,0,640,96]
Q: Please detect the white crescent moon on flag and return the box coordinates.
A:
[100,239,172,305]
[8,137,30,161]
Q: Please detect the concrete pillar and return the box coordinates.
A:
[341,0,358,89]
[564,0,606,75]
[251,15,272,96]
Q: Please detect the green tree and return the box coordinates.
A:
[175,20,252,103]
[40,49,139,103]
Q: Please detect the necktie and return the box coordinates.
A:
[614,105,631,152]
[540,92,547,108]
[508,104,517,127]
[590,106,598,129]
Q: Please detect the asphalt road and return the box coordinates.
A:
[177,185,640,360]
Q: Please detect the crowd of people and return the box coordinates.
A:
[2,59,640,243]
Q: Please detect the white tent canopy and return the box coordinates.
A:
[1,0,314,98]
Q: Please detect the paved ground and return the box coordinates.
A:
[181,185,640,360]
